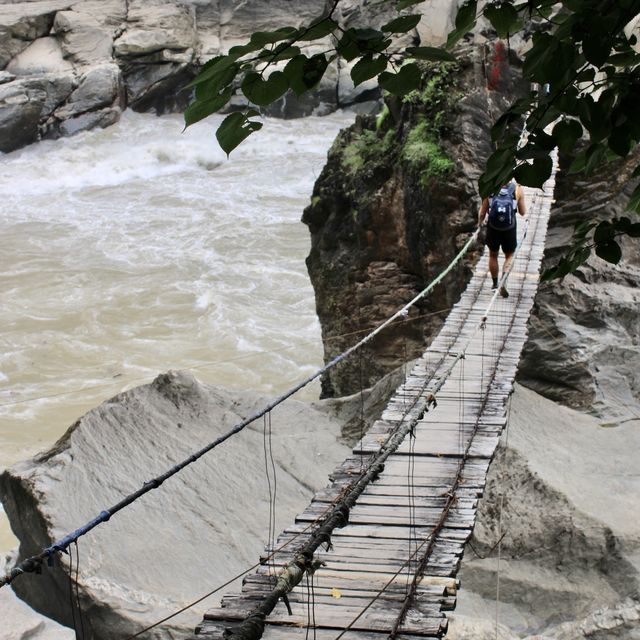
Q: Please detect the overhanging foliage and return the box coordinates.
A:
[185,0,640,279]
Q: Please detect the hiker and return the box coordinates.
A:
[478,180,526,298]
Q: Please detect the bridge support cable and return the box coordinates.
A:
[0,229,480,591]
[192,153,558,640]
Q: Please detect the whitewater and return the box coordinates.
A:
[0,109,353,551]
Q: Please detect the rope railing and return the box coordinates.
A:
[0,227,480,589]
[220,208,538,640]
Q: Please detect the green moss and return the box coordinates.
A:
[398,62,461,188]
[375,104,389,131]
[341,128,395,174]
[402,121,454,186]
[311,195,321,206]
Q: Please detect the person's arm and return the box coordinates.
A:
[516,184,526,216]
[478,198,489,227]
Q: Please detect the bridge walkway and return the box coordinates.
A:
[192,169,557,640]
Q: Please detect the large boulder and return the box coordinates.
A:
[6,36,73,76]
[450,383,640,638]
[0,1,71,68]
[53,10,116,65]
[0,78,47,151]
[0,371,350,639]
[518,149,640,418]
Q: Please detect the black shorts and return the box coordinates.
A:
[486,225,517,254]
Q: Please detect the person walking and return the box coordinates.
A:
[478,180,526,298]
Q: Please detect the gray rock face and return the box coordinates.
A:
[517,150,640,420]
[0,370,350,639]
[451,383,640,638]
[0,0,459,151]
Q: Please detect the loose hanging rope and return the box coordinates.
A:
[0,227,480,589]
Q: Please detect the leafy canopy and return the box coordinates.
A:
[185,0,640,278]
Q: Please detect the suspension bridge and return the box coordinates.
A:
[189,158,558,639]
[1,156,558,640]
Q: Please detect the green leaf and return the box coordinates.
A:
[284,54,329,95]
[351,54,388,86]
[381,14,422,33]
[241,71,289,106]
[405,46,456,62]
[397,0,426,9]
[298,17,338,41]
[188,55,240,89]
[582,34,612,68]
[595,239,622,264]
[484,2,519,38]
[378,63,421,96]
[608,126,632,157]
[184,89,233,128]
[446,0,477,48]
[552,119,583,154]
[249,27,298,47]
[258,43,301,62]
[514,156,553,188]
[216,111,263,156]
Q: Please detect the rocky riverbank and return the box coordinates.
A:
[0,0,459,152]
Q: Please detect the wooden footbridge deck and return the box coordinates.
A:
[192,168,557,640]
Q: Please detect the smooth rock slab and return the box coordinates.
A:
[0,371,350,640]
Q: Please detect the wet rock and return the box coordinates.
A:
[0,1,70,68]
[0,371,350,639]
[54,64,122,117]
[0,79,47,151]
[6,36,73,76]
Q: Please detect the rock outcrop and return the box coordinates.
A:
[0,371,351,639]
[303,42,526,397]
[451,383,640,638]
[517,149,640,421]
[0,0,459,152]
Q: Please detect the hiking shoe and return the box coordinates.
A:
[499,286,509,298]
[491,281,498,290]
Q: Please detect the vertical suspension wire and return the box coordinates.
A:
[495,392,513,639]
[358,342,366,472]
[67,549,78,639]
[305,572,312,640]
[73,542,85,640]
[263,411,277,580]
[311,567,317,640]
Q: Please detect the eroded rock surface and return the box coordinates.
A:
[0,370,351,639]
[518,150,640,420]
[451,383,640,638]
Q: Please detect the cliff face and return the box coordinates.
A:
[0,0,459,152]
[518,149,640,421]
[303,43,525,398]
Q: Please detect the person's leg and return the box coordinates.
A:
[489,250,499,288]
[500,251,514,297]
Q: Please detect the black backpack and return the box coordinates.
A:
[488,182,516,230]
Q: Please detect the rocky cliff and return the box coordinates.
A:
[0,0,459,152]
[303,42,526,397]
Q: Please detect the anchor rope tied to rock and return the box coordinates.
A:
[0,227,481,590]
